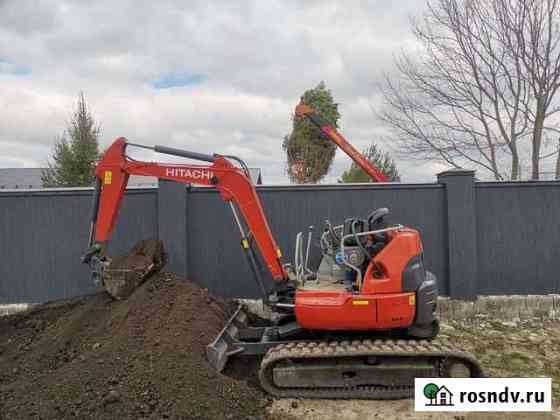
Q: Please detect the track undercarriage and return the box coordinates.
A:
[207,305,484,399]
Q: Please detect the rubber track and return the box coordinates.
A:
[259,338,484,399]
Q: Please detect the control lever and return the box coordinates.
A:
[304,225,313,275]
[326,220,340,247]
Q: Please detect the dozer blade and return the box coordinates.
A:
[103,239,167,300]
[206,305,248,372]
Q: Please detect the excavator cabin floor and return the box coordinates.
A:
[298,277,348,292]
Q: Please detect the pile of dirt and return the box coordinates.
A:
[0,272,266,419]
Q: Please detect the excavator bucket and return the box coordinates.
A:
[103,239,167,300]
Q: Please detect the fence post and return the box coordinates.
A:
[157,180,188,279]
[437,169,477,301]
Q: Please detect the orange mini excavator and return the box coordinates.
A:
[82,106,483,399]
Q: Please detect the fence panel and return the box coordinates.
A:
[186,184,447,298]
[475,182,560,295]
[0,189,157,303]
[1,178,558,303]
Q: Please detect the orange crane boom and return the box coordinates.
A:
[294,103,390,183]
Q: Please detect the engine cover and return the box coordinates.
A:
[295,290,416,330]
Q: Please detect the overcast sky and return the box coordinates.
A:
[0,0,447,183]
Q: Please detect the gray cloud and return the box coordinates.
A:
[0,0,443,183]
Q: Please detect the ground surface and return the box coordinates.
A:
[1,277,558,420]
[270,317,560,419]
[0,273,264,420]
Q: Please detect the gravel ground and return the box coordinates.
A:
[0,304,30,316]
[269,317,560,420]
[271,399,557,420]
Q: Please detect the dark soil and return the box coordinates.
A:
[0,272,266,420]
[104,239,168,300]
[108,239,166,271]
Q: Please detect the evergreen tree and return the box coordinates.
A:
[283,82,340,183]
[339,143,400,182]
[42,92,101,187]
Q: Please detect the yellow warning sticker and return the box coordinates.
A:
[104,171,112,185]
[409,295,416,306]
[352,300,369,306]
[241,239,250,249]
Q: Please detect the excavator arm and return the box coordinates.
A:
[83,137,287,298]
[295,103,390,183]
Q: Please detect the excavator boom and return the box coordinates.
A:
[83,137,287,299]
[295,103,390,183]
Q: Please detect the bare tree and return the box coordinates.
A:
[510,0,560,179]
[378,0,560,180]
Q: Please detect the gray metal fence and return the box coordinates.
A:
[1,170,558,303]
[0,188,157,303]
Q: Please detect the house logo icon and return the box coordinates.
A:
[423,383,454,406]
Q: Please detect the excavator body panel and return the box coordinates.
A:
[362,228,423,294]
[294,290,416,330]
[294,227,426,331]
